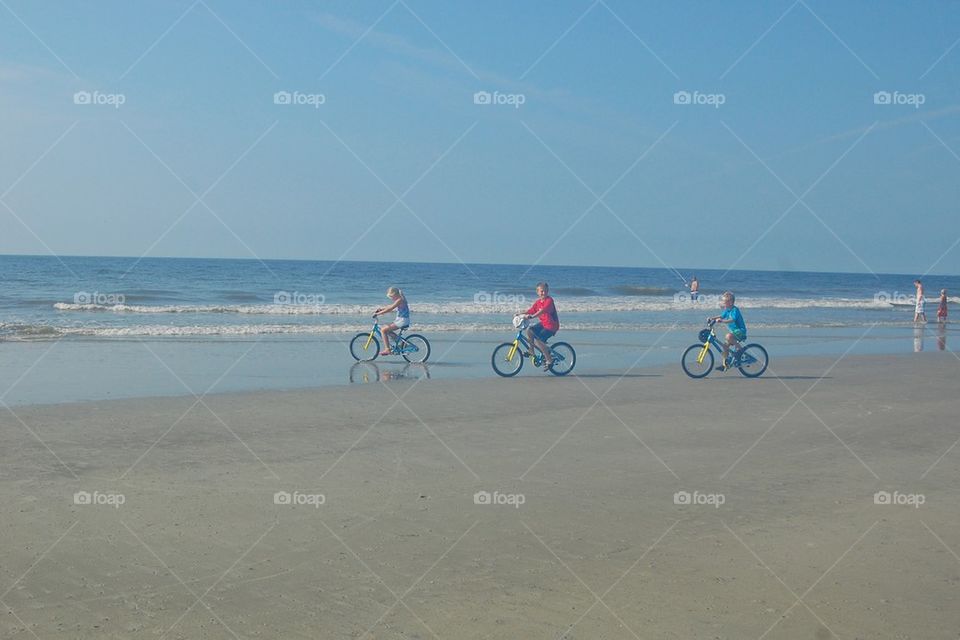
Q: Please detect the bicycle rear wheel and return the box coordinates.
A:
[548,342,576,376]
[736,343,768,377]
[401,334,431,363]
[681,344,714,378]
[350,333,380,361]
[491,342,523,377]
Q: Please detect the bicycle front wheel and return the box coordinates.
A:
[401,334,431,363]
[681,344,714,378]
[737,343,768,378]
[491,342,524,377]
[548,342,576,376]
[350,332,380,361]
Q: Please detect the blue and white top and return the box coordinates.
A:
[395,297,410,322]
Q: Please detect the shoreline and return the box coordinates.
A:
[1,325,956,407]
[0,349,954,409]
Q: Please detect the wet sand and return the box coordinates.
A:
[2,352,959,638]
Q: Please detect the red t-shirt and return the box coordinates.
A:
[526,296,559,331]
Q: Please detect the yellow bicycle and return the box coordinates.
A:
[491,316,575,377]
[681,320,768,378]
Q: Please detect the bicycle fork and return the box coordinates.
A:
[696,340,711,364]
[506,339,537,364]
[506,339,521,361]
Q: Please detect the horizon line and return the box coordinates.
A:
[0,252,953,279]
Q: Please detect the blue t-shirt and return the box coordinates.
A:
[721,305,746,337]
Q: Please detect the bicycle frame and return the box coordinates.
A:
[682,321,766,379]
[505,327,554,365]
[492,320,574,377]
[364,319,413,354]
[505,329,531,362]
[695,322,757,367]
[695,324,726,365]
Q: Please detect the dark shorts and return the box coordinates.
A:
[729,328,746,342]
[528,323,556,342]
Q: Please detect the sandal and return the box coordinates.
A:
[379,350,391,356]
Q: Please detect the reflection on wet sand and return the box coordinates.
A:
[937,322,947,351]
[349,362,432,384]
[914,324,925,352]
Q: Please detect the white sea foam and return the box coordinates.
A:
[53,295,952,316]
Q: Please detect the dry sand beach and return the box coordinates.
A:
[2,353,959,639]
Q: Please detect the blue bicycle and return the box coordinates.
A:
[681,320,768,378]
[491,316,576,377]
[350,317,431,363]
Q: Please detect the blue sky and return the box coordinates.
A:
[1,0,959,275]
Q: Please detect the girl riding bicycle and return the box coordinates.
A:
[374,287,410,356]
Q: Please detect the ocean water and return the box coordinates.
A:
[0,255,956,404]
[3,255,957,337]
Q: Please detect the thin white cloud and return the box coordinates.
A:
[0,60,73,83]
[310,11,575,104]
[313,11,467,74]
[770,104,960,160]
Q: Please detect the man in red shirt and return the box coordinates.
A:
[521,282,560,370]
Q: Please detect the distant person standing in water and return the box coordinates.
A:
[937,289,948,323]
[914,279,926,323]
[689,276,699,301]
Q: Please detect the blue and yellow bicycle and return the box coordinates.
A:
[350,316,431,363]
[681,320,768,378]
[491,316,576,377]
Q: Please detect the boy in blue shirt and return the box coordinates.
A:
[707,291,746,372]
